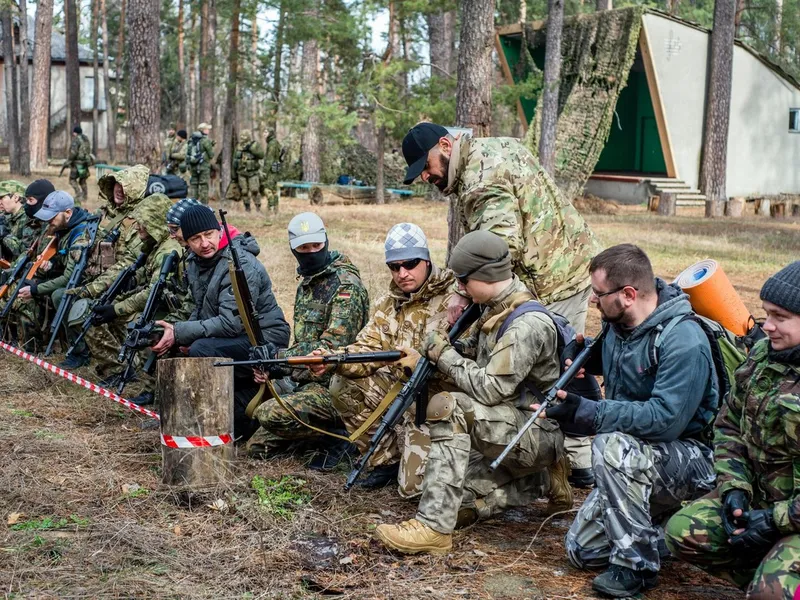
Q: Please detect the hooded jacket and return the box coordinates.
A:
[2,207,38,259]
[173,233,290,347]
[33,208,96,298]
[577,278,719,443]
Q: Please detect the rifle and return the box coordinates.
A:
[489,325,609,472]
[214,350,404,368]
[115,250,180,392]
[0,236,57,319]
[45,217,102,356]
[344,302,482,490]
[59,163,68,177]
[65,251,147,359]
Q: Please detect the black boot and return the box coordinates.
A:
[307,436,358,472]
[592,565,658,598]
[128,392,154,406]
[568,467,595,488]
[59,352,90,370]
[357,463,399,489]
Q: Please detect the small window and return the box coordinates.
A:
[790,108,800,132]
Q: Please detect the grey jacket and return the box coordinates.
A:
[173,234,290,348]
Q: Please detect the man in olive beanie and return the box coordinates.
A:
[375,230,570,555]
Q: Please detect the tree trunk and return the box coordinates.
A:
[455,0,494,136]
[699,0,735,218]
[249,11,258,135]
[65,0,81,153]
[376,125,385,205]
[774,0,782,56]
[301,15,320,183]
[734,0,745,37]
[127,0,161,170]
[539,0,564,176]
[270,0,285,128]
[199,0,214,125]
[221,0,240,200]
[596,0,613,10]
[116,0,126,161]
[188,4,197,127]
[17,0,31,175]
[2,8,21,172]
[178,0,186,128]
[91,0,100,154]
[208,1,218,134]
[29,0,52,170]
[427,8,455,98]
[101,0,116,162]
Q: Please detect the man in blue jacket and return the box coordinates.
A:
[539,244,718,598]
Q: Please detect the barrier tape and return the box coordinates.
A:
[0,341,161,421]
[160,433,233,448]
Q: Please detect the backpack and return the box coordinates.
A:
[498,301,603,435]
[187,134,205,166]
[147,174,189,199]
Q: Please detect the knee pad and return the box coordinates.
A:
[426,392,455,422]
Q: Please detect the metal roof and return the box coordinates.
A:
[0,15,99,64]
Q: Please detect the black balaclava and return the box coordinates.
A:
[293,241,331,276]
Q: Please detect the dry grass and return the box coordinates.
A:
[3,165,792,598]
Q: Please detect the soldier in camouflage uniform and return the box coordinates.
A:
[401,123,604,488]
[65,126,92,205]
[375,231,569,555]
[232,130,265,212]
[0,181,38,262]
[247,213,369,467]
[260,130,283,217]
[187,124,216,205]
[665,261,800,600]
[309,223,460,495]
[84,194,183,405]
[538,245,717,598]
[161,124,176,175]
[165,130,188,180]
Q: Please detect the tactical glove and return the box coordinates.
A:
[722,489,750,537]
[544,392,598,436]
[91,304,118,325]
[421,330,451,364]
[729,508,779,551]
[249,342,288,379]
[545,391,582,424]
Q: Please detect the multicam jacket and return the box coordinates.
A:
[282,251,369,385]
[336,264,458,381]
[32,208,96,298]
[234,140,265,178]
[714,339,800,533]
[2,208,38,259]
[446,135,603,305]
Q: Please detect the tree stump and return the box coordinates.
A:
[726,197,744,217]
[657,192,676,216]
[771,202,786,218]
[756,198,771,216]
[158,357,235,487]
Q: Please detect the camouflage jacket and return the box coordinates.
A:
[446,135,602,305]
[261,138,283,182]
[32,208,96,298]
[234,141,265,177]
[113,195,184,318]
[714,339,800,533]
[167,139,187,174]
[437,277,560,407]
[68,134,92,166]
[283,251,369,385]
[84,165,151,297]
[336,264,458,381]
[188,133,215,174]
[2,208,38,260]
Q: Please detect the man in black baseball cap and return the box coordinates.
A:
[401,122,451,189]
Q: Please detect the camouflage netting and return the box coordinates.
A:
[321,143,407,187]
[524,7,644,200]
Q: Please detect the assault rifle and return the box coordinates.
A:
[115,250,180,393]
[45,217,102,356]
[214,350,405,369]
[65,251,147,359]
[489,325,609,471]
[344,303,482,490]
[0,236,57,319]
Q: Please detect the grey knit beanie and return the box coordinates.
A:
[384,223,430,263]
[448,230,512,283]
[167,198,201,225]
[761,261,800,315]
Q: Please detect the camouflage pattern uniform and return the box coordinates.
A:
[0,181,37,261]
[187,130,215,204]
[233,131,265,211]
[416,278,564,533]
[260,133,283,214]
[248,252,370,452]
[85,195,182,378]
[665,339,800,598]
[166,138,188,180]
[329,264,459,497]
[67,133,92,204]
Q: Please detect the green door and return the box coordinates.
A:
[640,116,667,174]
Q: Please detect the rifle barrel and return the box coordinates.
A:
[212,350,404,368]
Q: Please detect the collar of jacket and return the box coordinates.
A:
[388,263,453,309]
[443,133,471,196]
[478,277,534,335]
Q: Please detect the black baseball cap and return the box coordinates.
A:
[401,123,449,185]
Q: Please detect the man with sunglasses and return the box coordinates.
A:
[375,230,568,555]
[309,222,460,495]
[537,244,717,597]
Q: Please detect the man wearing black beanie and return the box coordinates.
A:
[151,204,290,439]
[65,125,92,204]
[25,179,55,220]
[667,260,800,599]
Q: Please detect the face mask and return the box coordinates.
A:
[24,200,43,219]
[292,241,331,276]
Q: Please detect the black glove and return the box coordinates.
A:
[249,342,288,379]
[91,304,117,325]
[729,508,779,551]
[544,391,598,436]
[562,336,589,363]
[722,489,750,537]
[546,392,582,424]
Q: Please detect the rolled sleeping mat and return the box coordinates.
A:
[675,259,753,337]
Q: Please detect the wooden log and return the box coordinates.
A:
[158,357,235,487]
[657,192,676,216]
[756,198,771,216]
[792,204,800,218]
[726,197,744,217]
[771,202,786,218]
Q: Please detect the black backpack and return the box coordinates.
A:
[146,174,189,199]
[187,134,205,166]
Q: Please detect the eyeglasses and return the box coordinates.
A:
[387,258,423,272]
[455,252,509,284]
[167,225,180,235]
[591,285,637,299]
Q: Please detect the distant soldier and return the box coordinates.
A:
[165,129,188,180]
[161,123,176,174]
[233,130,265,212]
[64,125,92,205]
[260,130,283,217]
[187,123,215,205]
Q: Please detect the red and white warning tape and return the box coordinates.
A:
[160,433,233,448]
[0,341,161,421]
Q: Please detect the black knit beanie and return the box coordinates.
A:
[179,204,220,241]
[73,125,82,134]
[24,179,56,219]
[761,261,800,315]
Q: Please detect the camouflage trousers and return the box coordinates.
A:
[416,392,563,535]
[12,287,69,351]
[69,166,89,205]
[330,368,431,498]
[84,318,129,375]
[665,495,800,598]
[189,170,211,205]
[238,174,261,210]
[565,432,715,573]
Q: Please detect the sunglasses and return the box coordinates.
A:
[387,258,423,272]
[455,252,509,284]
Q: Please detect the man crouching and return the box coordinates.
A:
[375,230,568,554]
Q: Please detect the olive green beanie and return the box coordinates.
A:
[448,230,512,282]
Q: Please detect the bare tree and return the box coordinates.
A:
[17,0,31,174]
[100,0,116,162]
[538,0,564,176]
[178,0,186,127]
[2,7,20,171]
[65,0,81,151]
[699,0,736,218]
[30,0,53,170]
[199,0,216,126]
[270,1,285,128]
[221,0,240,198]
[91,0,100,154]
[127,0,161,169]
[301,2,321,184]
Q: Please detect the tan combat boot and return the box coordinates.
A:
[546,454,574,515]
[375,519,453,555]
